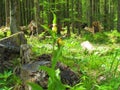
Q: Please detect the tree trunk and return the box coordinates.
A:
[89,0,93,26]
[66,0,70,37]
[1,0,6,26]
[48,0,55,27]
[71,0,75,33]
[5,0,10,27]
[17,0,20,26]
[109,0,115,30]
[56,0,62,35]
[104,0,108,30]
[34,0,42,34]
[118,0,120,32]
[10,0,20,34]
[76,0,82,35]
[96,0,100,21]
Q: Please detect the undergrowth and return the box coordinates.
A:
[26,30,120,90]
[1,29,120,90]
[1,15,120,90]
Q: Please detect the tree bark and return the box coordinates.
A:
[118,0,120,32]
[10,0,20,34]
[76,0,82,35]
[104,0,108,30]
[34,0,42,34]
[5,0,10,27]
[66,0,70,37]
[56,0,62,35]
[89,0,93,26]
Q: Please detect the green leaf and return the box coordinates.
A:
[39,66,66,90]
[48,77,66,90]
[41,25,56,39]
[52,47,63,69]
[41,25,51,33]
[28,82,43,90]
[0,71,12,79]
[52,12,57,24]
[0,79,6,84]
[0,86,13,90]
[39,66,55,79]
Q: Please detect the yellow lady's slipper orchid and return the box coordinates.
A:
[57,38,64,47]
[52,24,57,33]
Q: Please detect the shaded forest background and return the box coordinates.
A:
[0,0,119,35]
[1,1,120,90]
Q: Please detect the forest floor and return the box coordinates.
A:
[1,30,120,90]
[27,30,120,90]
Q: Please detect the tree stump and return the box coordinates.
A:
[0,32,27,72]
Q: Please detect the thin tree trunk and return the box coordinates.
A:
[5,0,10,27]
[16,0,20,26]
[109,0,114,30]
[30,0,34,21]
[97,0,100,21]
[34,0,42,34]
[20,1,23,25]
[2,0,5,26]
[90,0,93,26]
[0,1,2,26]
[56,0,62,35]
[117,0,120,32]
[76,0,82,35]
[71,0,75,33]
[66,0,70,37]
[104,0,108,30]
[48,0,54,26]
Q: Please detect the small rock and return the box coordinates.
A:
[81,41,95,53]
